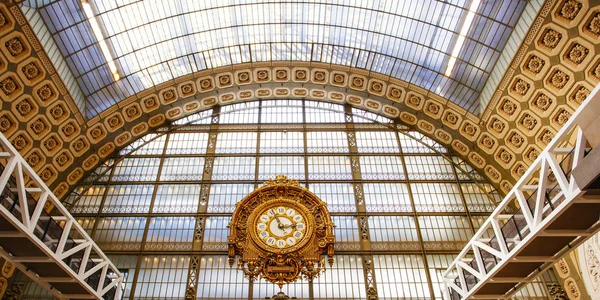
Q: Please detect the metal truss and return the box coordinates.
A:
[0,133,122,299]
[443,84,600,299]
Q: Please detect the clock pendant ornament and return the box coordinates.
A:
[228,175,335,288]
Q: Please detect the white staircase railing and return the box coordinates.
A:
[443,83,600,299]
[0,133,122,299]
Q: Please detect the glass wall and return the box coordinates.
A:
[53,100,543,300]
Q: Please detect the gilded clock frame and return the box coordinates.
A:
[228,175,335,287]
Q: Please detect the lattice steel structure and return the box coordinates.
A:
[17,101,562,299]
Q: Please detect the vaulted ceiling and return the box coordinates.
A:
[0,0,598,199]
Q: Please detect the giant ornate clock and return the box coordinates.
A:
[228,175,335,288]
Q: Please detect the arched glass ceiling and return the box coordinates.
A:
[34,0,526,118]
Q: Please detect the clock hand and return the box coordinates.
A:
[271,209,282,224]
[270,209,287,234]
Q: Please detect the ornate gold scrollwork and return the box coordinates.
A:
[228,175,335,289]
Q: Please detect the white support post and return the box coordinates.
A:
[15,163,30,229]
[545,152,571,195]
[79,242,93,276]
[472,244,486,277]
[490,219,509,256]
[533,159,550,227]
[28,191,48,233]
[514,190,534,229]
[0,157,17,193]
[55,219,73,256]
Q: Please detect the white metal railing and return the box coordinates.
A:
[0,133,122,299]
[443,83,600,299]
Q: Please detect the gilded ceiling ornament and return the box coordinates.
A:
[40,167,55,182]
[462,123,477,136]
[29,118,47,134]
[427,103,440,114]
[533,93,552,111]
[490,118,505,133]
[512,78,530,95]
[256,70,269,81]
[593,63,600,80]
[49,104,64,120]
[0,115,13,132]
[107,115,122,128]
[408,95,421,106]
[61,122,76,137]
[572,86,590,105]
[5,37,24,56]
[497,149,513,164]
[219,74,232,85]
[526,148,539,162]
[15,98,32,116]
[486,166,501,181]
[480,135,495,149]
[370,81,383,92]
[258,89,271,97]
[555,109,571,126]
[43,136,58,151]
[501,99,517,116]
[567,43,589,64]
[501,181,513,192]
[0,11,6,27]
[295,70,307,80]
[559,0,582,21]
[276,70,287,80]
[25,151,41,166]
[452,140,468,154]
[228,175,335,289]
[556,258,570,278]
[565,278,581,299]
[125,106,138,118]
[313,71,326,82]
[21,62,39,79]
[143,96,157,108]
[162,89,175,101]
[509,132,524,148]
[388,87,402,98]
[469,152,485,167]
[548,283,568,299]
[383,106,398,116]
[352,77,364,87]
[539,129,555,144]
[549,70,569,89]
[588,13,600,35]
[36,84,53,101]
[514,164,526,177]
[520,113,538,131]
[526,55,545,73]
[436,130,450,142]
[12,134,28,151]
[333,73,345,84]
[401,113,416,124]
[541,28,562,49]
[238,72,250,82]
[55,152,69,166]
[199,78,212,89]
[181,84,193,94]
[1,77,17,95]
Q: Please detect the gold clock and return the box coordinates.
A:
[251,200,313,252]
[228,175,335,288]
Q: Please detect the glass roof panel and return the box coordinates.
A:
[32,0,526,118]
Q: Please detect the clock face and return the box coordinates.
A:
[254,205,308,250]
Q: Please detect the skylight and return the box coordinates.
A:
[33,0,526,118]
